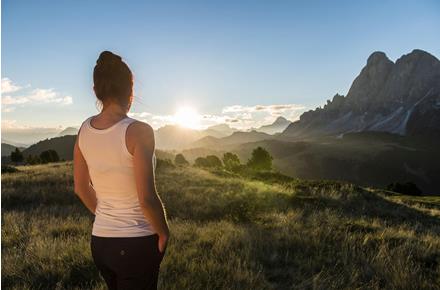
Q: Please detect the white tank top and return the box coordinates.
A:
[78,115,157,237]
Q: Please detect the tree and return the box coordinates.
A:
[222,152,241,171]
[40,149,60,164]
[10,148,24,163]
[174,153,189,166]
[247,147,273,171]
[26,154,41,165]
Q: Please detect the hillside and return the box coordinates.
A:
[283,49,440,138]
[21,135,76,160]
[230,132,440,194]
[191,130,275,149]
[1,143,27,157]
[2,161,439,289]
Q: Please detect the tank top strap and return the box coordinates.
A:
[118,117,157,170]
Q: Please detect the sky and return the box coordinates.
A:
[2,0,440,141]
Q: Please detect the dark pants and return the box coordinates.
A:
[91,234,165,290]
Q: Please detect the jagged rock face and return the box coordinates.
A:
[283,49,440,137]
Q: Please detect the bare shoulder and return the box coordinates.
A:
[126,119,155,153]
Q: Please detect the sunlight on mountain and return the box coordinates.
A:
[174,106,201,129]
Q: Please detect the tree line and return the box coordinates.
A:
[9,148,61,165]
[172,146,273,173]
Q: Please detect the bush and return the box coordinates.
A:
[206,155,222,168]
[386,182,423,196]
[156,158,175,170]
[223,152,241,172]
[246,147,273,171]
[194,155,223,168]
[1,165,20,173]
[194,157,209,168]
[39,149,60,164]
[174,154,189,166]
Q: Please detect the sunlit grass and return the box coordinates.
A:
[2,161,439,289]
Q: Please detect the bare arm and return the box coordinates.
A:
[73,127,97,214]
[132,122,170,251]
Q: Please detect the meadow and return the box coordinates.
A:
[1,161,440,289]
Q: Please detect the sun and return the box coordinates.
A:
[173,106,201,129]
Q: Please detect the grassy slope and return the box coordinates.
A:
[1,161,440,290]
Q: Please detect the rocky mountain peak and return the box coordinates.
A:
[283,49,440,138]
[398,49,439,63]
[367,51,392,66]
[273,116,289,125]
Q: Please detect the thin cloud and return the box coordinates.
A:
[1,78,23,94]
[1,119,61,131]
[1,78,73,112]
[2,95,29,105]
[127,102,307,130]
[26,88,73,105]
[222,103,305,115]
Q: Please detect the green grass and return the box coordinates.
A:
[2,161,440,289]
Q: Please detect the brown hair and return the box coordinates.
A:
[93,51,133,110]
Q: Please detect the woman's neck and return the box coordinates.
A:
[99,102,128,119]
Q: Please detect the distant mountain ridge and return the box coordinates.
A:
[256,116,291,134]
[58,127,79,137]
[1,143,27,157]
[191,130,275,149]
[283,49,440,138]
[154,124,237,150]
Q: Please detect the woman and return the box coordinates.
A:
[73,51,170,290]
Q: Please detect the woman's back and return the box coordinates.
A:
[78,114,157,237]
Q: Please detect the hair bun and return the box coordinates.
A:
[97,51,122,66]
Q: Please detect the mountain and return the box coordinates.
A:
[205,123,236,137]
[58,127,78,137]
[283,49,440,138]
[154,125,206,150]
[1,139,30,148]
[155,124,237,150]
[22,135,77,160]
[257,116,291,135]
[1,143,27,156]
[190,130,275,149]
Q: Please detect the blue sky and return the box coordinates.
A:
[2,0,440,135]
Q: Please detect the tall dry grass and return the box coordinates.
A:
[1,161,439,289]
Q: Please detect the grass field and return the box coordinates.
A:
[2,161,440,289]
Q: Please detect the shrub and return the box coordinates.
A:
[1,165,20,173]
[194,157,209,168]
[156,158,175,170]
[222,152,241,172]
[246,147,273,171]
[174,154,189,166]
[386,182,423,196]
[206,155,223,168]
[194,155,222,168]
